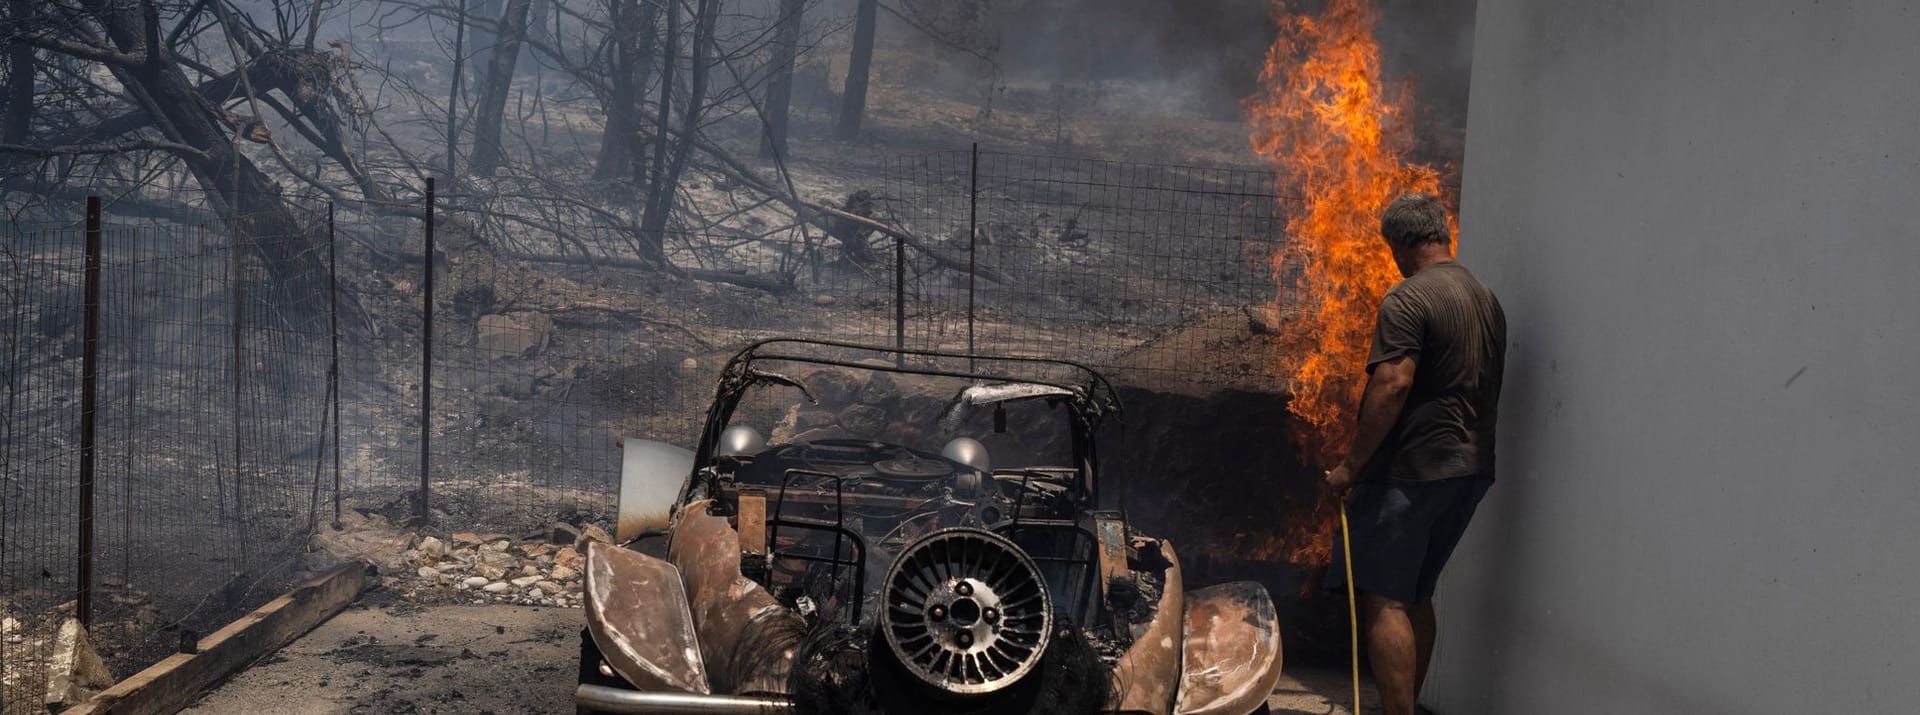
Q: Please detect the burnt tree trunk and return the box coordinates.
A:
[757,0,804,161]
[470,0,533,174]
[593,0,661,181]
[445,0,470,182]
[529,0,551,45]
[637,0,681,263]
[637,0,716,265]
[85,0,321,299]
[594,0,637,180]
[833,0,876,140]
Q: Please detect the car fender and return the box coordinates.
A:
[583,541,710,694]
[1173,581,1284,715]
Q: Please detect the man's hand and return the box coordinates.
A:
[1324,462,1355,497]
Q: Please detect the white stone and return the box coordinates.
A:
[45,618,113,707]
[417,567,440,581]
[482,581,512,593]
[461,576,490,588]
[535,580,562,594]
[417,536,448,558]
[510,575,542,588]
[548,565,578,582]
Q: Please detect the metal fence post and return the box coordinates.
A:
[967,143,978,363]
[894,235,905,364]
[77,195,101,628]
[230,211,248,576]
[328,202,342,529]
[419,179,435,526]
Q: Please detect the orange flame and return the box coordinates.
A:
[1245,0,1448,567]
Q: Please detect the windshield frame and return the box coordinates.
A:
[688,339,1122,505]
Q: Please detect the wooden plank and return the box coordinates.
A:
[59,562,373,715]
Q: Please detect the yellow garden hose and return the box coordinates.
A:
[1339,501,1361,715]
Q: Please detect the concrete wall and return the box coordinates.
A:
[1428,2,1920,713]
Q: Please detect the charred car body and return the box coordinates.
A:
[579,339,1283,714]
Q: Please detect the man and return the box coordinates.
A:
[1324,193,1506,715]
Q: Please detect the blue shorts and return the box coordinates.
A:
[1325,475,1492,605]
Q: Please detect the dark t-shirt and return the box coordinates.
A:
[1363,261,1507,483]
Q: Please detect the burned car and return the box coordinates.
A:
[578,339,1282,714]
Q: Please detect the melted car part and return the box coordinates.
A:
[1109,539,1184,715]
[583,542,711,694]
[668,500,803,694]
[880,528,1052,697]
[937,382,1076,435]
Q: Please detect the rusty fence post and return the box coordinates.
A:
[418,179,435,526]
[77,195,101,628]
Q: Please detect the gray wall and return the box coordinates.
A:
[1427,2,1920,713]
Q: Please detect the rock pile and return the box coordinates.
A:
[395,523,612,608]
[311,510,613,609]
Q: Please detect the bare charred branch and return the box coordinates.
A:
[687,137,1006,284]
[0,141,211,158]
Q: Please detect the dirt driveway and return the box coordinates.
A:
[184,596,577,714]
[185,595,1373,714]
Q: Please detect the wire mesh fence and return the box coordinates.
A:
[873,148,1287,388]
[1,146,1293,709]
[2,207,335,713]
[2,225,86,712]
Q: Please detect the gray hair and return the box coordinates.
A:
[1380,193,1450,249]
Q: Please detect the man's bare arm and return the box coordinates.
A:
[1326,355,1417,492]
[1348,356,1417,471]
